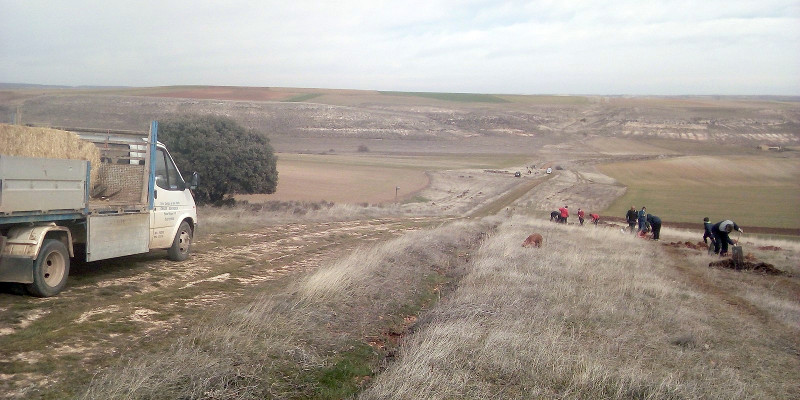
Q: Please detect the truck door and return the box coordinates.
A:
[150,147,194,249]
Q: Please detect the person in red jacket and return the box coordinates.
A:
[577,208,585,225]
[590,213,600,225]
[558,205,569,223]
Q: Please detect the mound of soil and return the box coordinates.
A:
[666,241,708,250]
[757,245,783,251]
[708,259,785,275]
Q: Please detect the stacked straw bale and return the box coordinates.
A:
[0,123,101,183]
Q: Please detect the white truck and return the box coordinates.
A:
[0,121,198,296]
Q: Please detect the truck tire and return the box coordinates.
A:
[168,221,193,261]
[26,239,70,297]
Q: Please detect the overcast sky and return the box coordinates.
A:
[1,0,798,95]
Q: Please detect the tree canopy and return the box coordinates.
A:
[158,115,278,205]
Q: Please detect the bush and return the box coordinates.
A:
[357,144,369,152]
[158,115,278,205]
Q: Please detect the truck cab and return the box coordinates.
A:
[150,144,196,260]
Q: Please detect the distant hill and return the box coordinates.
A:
[0,83,127,90]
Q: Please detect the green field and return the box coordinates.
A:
[599,155,800,229]
[378,91,509,103]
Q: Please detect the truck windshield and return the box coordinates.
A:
[155,148,185,191]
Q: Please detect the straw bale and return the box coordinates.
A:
[0,123,101,183]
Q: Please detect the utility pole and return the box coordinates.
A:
[395,186,400,203]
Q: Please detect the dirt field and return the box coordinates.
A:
[1,86,799,398]
[238,154,431,204]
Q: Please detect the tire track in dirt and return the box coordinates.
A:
[0,217,440,398]
[468,175,552,218]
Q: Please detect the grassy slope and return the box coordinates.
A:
[599,155,800,229]
[362,217,800,399]
[74,215,800,399]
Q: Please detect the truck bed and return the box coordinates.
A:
[1,155,148,222]
[0,155,88,216]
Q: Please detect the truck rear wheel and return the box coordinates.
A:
[26,239,70,297]
[168,221,193,261]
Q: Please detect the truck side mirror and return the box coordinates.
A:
[190,172,199,190]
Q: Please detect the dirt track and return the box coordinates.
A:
[0,217,443,398]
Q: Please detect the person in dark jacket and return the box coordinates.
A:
[637,207,647,232]
[711,220,743,256]
[626,206,638,233]
[702,217,716,245]
[646,214,662,241]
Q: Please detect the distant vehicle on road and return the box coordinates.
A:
[514,171,521,177]
[546,167,552,174]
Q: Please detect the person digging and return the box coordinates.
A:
[711,220,743,257]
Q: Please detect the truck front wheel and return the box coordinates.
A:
[168,221,193,261]
[26,239,70,297]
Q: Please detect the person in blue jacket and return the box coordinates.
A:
[637,207,647,232]
[711,220,743,256]
[646,214,662,241]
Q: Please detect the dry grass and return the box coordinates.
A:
[79,220,491,399]
[361,217,800,399]
[74,213,799,399]
[0,123,100,182]
[196,201,440,236]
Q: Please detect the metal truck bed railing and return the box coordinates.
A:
[1,124,156,221]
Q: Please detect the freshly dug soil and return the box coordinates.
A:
[708,258,785,275]
[757,245,783,251]
[666,241,709,250]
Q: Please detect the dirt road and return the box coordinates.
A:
[0,217,443,398]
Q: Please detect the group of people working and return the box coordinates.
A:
[557,205,600,225]
[625,206,662,240]
[625,206,743,256]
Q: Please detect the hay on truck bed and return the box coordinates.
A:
[0,123,101,187]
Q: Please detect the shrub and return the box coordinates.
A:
[158,115,278,205]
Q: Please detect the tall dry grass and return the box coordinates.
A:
[80,220,491,399]
[360,217,800,399]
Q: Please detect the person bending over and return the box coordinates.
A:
[711,220,743,256]
[646,214,662,241]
